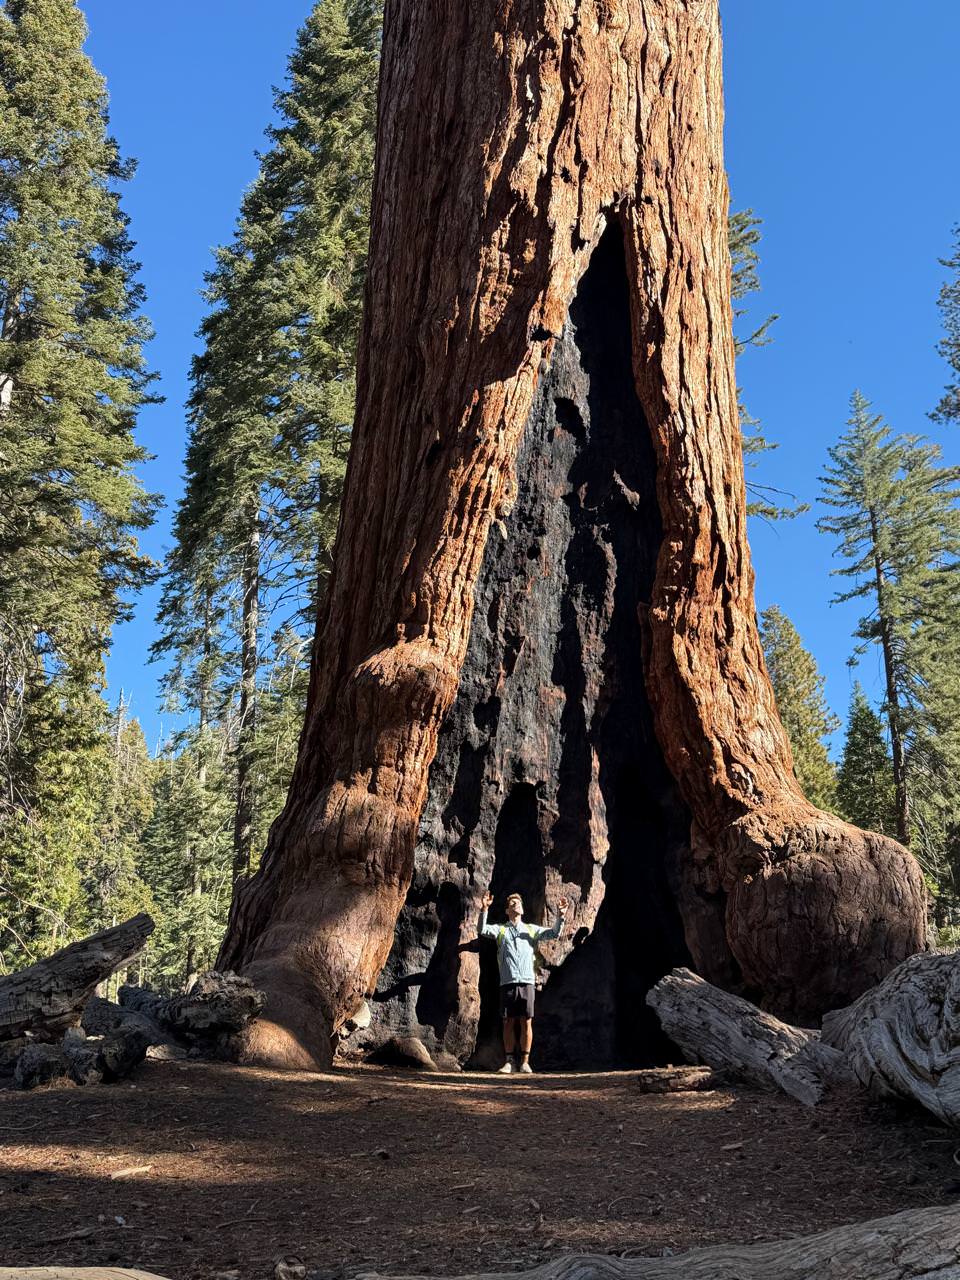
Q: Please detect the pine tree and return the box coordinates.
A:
[818,390,960,844]
[0,0,157,713]
[836,684,898,836]
[154,0,380,887]
[932,223,960,426]
[139,728,234,988]
[728,209,803,521]
[86,700,156,932]
[759,605,838,809]
[0,0,157,960]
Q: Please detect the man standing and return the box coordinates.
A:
[478,890,569,1073]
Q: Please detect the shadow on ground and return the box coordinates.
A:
[0,1061,956,1279]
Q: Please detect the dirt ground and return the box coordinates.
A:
[0,1060,957,1280]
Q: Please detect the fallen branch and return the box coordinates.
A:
[359,1203,960,1280]
[822,950,960,1126]
[645,968,848,1106]
[0,914,154,1041]
[634,1066,721,1094]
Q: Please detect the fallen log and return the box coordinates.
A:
[0,1271,170,1279]
[0,914,154,1041]
[363,1203,960,1280]
[61,1024,153,1087]
[14,1043,68,1089]
[822,949,960,1126]
[646,968,849,1106]
[150,970,265,1039]
[634,1066,722,1094]
[116,971,265,1047]
[81,995,173,1047]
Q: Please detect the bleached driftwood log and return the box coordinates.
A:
[364,1204,960,1280]
[0,915,154,1041]
[646,968,848,1105]
[0,1271,171,1279]
[822,949,960,1126]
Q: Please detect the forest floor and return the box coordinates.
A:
[0,1060,958,1280]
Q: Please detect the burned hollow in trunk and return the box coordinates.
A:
[353,224,693,1070]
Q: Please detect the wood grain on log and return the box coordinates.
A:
[822,950,960,1126]
[646,968,848,1105]
[0,1272,170,1280]
[156,971,265,1038]
[0,915,154,1041]
[634,1066,721,1093]
[219,0,925,1069]
[359,1204,960,1280]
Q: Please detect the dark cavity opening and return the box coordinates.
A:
[363,221,692,1071]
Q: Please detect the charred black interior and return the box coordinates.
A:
[358,222,693,1070]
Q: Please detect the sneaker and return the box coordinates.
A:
[518,1060,533,1074]
[498,1060,514,1074]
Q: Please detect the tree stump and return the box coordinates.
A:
[0,914,154,1041]
[218,0,925,1070]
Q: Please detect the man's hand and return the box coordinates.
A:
[481,892,494,909]
[558,895,570,914]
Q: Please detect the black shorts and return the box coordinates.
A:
[500,983,535,1019]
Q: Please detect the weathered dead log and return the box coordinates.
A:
[155,971,265,1039]
[81,974,264,1063]
[634,1066,722,1093]
[0,1036,30,1076]
[0,914,154,1041]
[218,0,925,1070]
[60,1024,153,1087]
[822,950,960,1126]
[81,996,170,1047]
[0,1272,171,1280]
[116,984,165,1020]
[365,1204,960,1280]
[646,967,849,1105]
[13,1043,68,1089]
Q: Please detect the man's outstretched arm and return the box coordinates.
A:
[478,891,500,939]
[534,895,570,941]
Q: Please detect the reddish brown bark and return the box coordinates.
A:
[219,0,926,1068]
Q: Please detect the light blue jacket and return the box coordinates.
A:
[478,908,566,985]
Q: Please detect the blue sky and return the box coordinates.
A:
[82,1,960,753]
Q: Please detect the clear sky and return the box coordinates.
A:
[81,0,960,753]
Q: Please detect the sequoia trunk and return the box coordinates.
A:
[219,0,926,1069]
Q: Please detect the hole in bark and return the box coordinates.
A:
[489,782,547,920]
[363,221,692,1070]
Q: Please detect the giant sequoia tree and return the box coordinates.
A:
[219,0,926,1069]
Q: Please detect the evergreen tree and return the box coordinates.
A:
[836,684,898,836]
[0,0,157,960]
[759,605,838,809]
[139,728,233,987]
[932,223,960,426]
[0,697,156,971]
[86,699,156,931]
[818,390,960,844]
[154,0,380,886]
[0,0,157,723]
[728,209,804,521]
